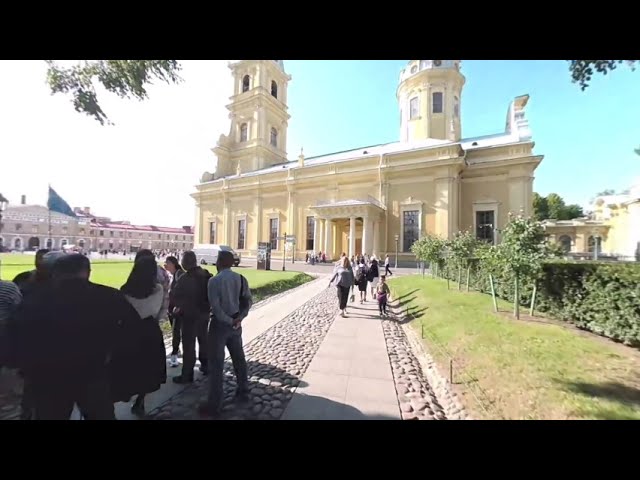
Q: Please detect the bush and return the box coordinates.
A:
[445,258,640,347]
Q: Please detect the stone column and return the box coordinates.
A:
[362,216,370,256]
[314,216,321,252]
[349,216,356,258]
[256,196,263,249]
[324,218,333,260]
[223,196,231,245]
[372,219,380,257]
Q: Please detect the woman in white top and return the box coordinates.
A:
[119,257,167,416]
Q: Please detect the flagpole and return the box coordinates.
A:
[48,184,52,249]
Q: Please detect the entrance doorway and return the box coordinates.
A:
[28,236,40,250]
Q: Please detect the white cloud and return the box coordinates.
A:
[0,60,234,227]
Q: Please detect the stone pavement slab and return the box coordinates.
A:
[281,298,401,420]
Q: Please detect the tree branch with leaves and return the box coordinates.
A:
[46,60,183,125]
[568,60,636,91]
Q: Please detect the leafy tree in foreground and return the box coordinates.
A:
[46,60,182,125]
[494,214,549,319]
[448,230,482,290]
[569,60,636,90]
[411,234,447,278]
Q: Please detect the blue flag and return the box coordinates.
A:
[47,186,76,217]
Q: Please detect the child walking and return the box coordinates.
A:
[376,275,391,317]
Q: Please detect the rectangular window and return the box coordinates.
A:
[209,222,216,244]
[306,216,315,251]
[237,219,246,250]
[409,97,419,120]
[476,211,495,244]
[454,96,459,118]
[403,210,420,252]
[99,230,104,237]
[270,218,279,250]
[432,92,443,114]
[32,225,38,233]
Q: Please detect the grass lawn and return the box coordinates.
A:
[0,253,312,304]
[388,275,640,420]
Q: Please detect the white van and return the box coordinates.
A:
[192,244,241,267]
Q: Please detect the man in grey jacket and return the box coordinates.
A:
[201,250,252,418]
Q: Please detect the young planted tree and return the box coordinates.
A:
[411,234,447,279]
[448,230,482,291]
[494,214,548,319]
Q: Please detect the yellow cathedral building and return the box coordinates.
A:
[192,60,544,262]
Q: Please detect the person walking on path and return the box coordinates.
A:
[376,275,391,317]
[384,254,393,276]
[329,256,354,318]
[164,256,185,368]
[10,254,137,420]
[367,258,380,299]
[172,251,211,384]
[201,250,252,418]
[117,257,167,416]
[354,258,368,303]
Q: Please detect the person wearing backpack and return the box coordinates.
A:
[171,251,211,384]
[354,258,369,303]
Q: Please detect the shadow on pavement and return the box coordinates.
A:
[282,392,399,420]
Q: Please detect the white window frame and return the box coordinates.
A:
[267,213,280,250]
[472,200,499,245]
[235,214,248,250]
[208,219,217,245]
[409,96,420,120]
[432,91,444,114]
[400,198,423,253]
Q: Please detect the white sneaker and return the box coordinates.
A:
[169,354,179,367]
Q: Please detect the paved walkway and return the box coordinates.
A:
[282,298,400,420]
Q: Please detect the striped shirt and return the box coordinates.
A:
[0,280,22,327]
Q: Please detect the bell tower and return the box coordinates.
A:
[397,60,465,143]
[213,60,291,178]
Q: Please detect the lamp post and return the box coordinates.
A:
[394,233,399,269]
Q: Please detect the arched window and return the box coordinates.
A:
[270,127,278,147]
[242,75,250,93]
[61,239,68,248]
[454,96,459,118]
[78,239,85,248]
[46,238,53,249]
[14,238,22,250]
[558,235,572,253]
[240,123,248,142]
[271,80,278,99]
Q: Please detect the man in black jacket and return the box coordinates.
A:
[171,251,211,384]
[10,254,138,420]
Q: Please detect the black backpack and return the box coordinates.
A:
[198,268,213,312]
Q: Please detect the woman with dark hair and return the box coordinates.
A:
[113,257,167,416]
[164,256,185,368]
[328,256,354,318]
[136,249,170,320]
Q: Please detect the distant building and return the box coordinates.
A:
[543,180,640,261]
[0,197,194,252]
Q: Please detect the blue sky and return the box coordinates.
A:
[285,60,640,207]
[1,60,637,226]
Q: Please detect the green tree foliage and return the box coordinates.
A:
[533,192,584,220]
[495,214,548,281]
[532,193,549,221]
[46,60,183,125]
[411,234,447,276]
[569,60,637,90]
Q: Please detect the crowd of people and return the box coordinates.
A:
[0,246,252,420]
[328,253,391,318]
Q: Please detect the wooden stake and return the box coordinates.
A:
[457,266,462,290]
[466,265,471,292]
[489,274,498,313]
[529,283,538,317]
[514,276,520,319]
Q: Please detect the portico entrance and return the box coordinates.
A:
[310,197,386,261]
